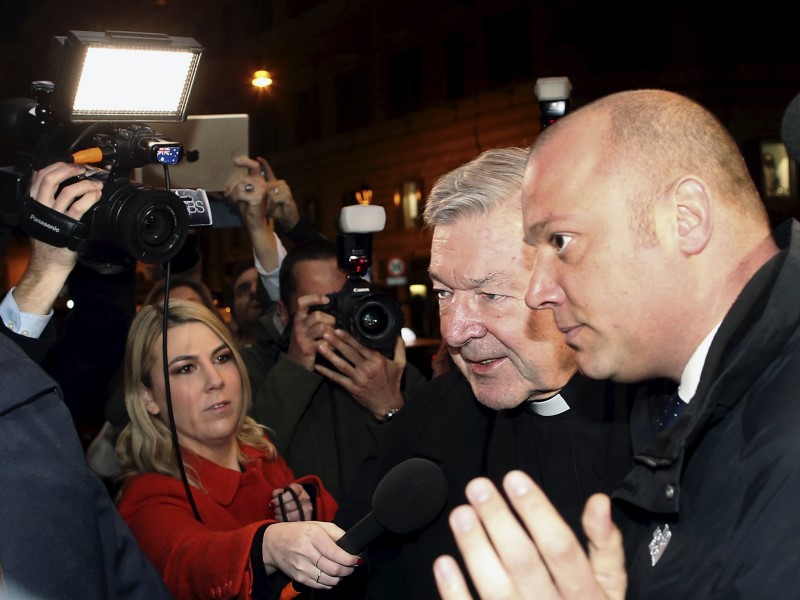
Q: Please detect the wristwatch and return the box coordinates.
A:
[381,408,401,423]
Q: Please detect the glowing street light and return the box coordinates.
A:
[252,70,272,88]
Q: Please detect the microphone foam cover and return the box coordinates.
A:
[372,457,447,535]
[781,92,800,163]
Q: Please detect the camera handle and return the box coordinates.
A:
[18,195,87,251]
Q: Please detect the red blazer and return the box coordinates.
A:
[118,443,338,599]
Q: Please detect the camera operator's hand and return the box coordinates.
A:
[257,156,300,231]
[315,332,406,422]
[13,162,103,316]
[286,294,338,372]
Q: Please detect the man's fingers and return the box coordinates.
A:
[232,155,261,176]
[316,343,355,374]
[30,163,85,204]
[464,477,553,599]
[583,495,627,600]
[325,330,373,363]
[392,336,407,367]
[314,362,353,392]
[294,294,333,323]
[501,471,600,600]
[448,503,522,599]
[57,181,104,218]
[433,555,477,600]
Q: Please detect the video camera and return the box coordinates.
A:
[310,205,405,358]
[0,31,206,268]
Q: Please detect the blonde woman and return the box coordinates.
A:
[116,300,357,599]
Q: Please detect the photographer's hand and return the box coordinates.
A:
[286,294,338,372]
[13,162,103,316]
[315,332,406,421]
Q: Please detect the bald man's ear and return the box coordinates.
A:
[671,176,712,256]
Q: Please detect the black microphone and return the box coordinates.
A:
[336,456,448,554]
[291,457,447,595]
[780,92,800,162]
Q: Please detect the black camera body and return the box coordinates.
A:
[310,205,404,358]
[20,169,189,266]
[314,275,404,358]
[0,83,197,266]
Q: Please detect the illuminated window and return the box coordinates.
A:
[395,180,423,230]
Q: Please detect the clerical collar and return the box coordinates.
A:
[678,322,721,404]
[527,393,570,416]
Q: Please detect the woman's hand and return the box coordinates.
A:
[270,483,313,522]
[261,521,359,589]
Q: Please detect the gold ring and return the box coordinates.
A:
[315,555,322,568]
[315,569,322,583]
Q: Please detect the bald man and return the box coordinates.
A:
[333,148,633,599]
[435,91,800,599]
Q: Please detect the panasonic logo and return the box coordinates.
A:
[29,214,60,233]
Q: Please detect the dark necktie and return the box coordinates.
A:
[657,393,687,432]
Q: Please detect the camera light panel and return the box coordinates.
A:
[72,47,197,117]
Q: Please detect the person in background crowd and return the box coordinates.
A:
[225,155,325,309]
[244,239,427,501]
[229,261,265,347]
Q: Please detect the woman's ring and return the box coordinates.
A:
[315,569,323,583]
[272,187,280,195]
[315,555,322,568]
[244,183,254,192]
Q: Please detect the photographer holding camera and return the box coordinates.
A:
[243,239,425,501]
[1,162,103,355]
[0,161,170,598]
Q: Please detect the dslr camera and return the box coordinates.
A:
[311,205,405,358]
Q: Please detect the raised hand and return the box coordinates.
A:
[434,471,626,600]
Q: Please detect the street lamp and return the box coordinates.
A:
[252,70,272,89]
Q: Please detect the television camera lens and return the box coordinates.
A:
[95,181,188,264]
[139,205,176,247]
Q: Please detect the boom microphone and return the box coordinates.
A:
[337,457,448,554]
[780,92,800,162]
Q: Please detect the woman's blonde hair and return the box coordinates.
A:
[117,299,274,484]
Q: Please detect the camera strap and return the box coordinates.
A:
[18,196,87,250]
